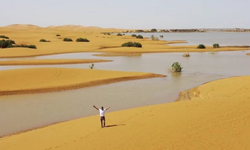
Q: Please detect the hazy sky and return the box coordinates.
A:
[1,0,250,29]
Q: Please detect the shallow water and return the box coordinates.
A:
[0,49,250,137]
[125,32,250,46]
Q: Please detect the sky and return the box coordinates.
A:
[1,0,250,29]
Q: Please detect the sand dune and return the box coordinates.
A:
[0,59,112,65]
[0,68,165,95]
[0,25,249,58]
[0,76,249,150]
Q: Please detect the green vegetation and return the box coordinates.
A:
[0,40,15,48]
[151,35,159,41]
[151,29,157,32]
[0,35,9,39]
[136,35,143,39]
[0,39,36,49]
[117,33,123,36]
[213,43,220,48]
[131,34,137,37]
[63,38,73,42]
[171,62,183,72]
[76,38,90,42]
[39,39,50,42]
[121,42,142,48]
[160,35,164,38]
[15,44,37,49]
[56,34,61,36]
[197,44,206,49]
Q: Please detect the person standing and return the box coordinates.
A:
[93,105,111,128]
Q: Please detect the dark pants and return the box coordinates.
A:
[100,116,105,127]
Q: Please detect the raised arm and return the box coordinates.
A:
[105,106,111,111]
[93,105,99,110]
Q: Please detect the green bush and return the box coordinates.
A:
[0,35,9,39]
[56,34,61,36]
[0,40,15,48]
[76,38,90,42]
[136,35,143,39]
[213,43,220,48]
[63,38,73,42]
[117,33,122,36]
[121,42,142,48]
[131,34,137,37]
[151,28,157,32]
[39,39,50,42]
[160,35,164,38]
[14,44,37,49]
[0,39,36,49]
[197,44,206,49]
[172,62,183,72]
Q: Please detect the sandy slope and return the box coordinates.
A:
[0,59,111,65]
[0,76,249,150]
[0,25,249,58]
[0,68,165,95]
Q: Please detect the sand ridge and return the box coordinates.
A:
[0,59,112,65]
[0,68,165,95]
[0,76,249,150]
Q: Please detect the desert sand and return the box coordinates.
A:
[0,76,249,150]
[0,68,165,95]
[0,25,249,58]
[0,59,111,65]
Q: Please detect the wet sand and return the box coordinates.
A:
[0,68,165,95]
[0,75,249,150]
[0,59,112,65]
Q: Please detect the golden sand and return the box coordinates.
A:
[0,59,112,65]
[0,25,249,58]
[0,76,249,150]
[0,68,165,95]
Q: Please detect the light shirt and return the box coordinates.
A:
[99,109,106,117]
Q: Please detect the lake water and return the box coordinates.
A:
[0,33,250,137]
[125,32,250,46]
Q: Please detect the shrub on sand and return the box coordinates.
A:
[131,34,137,37]
[39,39,50,42]
[121,42,142,48]
[0,40,15,48]
[213,43,220,48]
[136,35,143,39]
[63,38,73,42]
[117,33,123,36]
[76,38,90,42]
[197,44,206,49]
[0,35,9,39]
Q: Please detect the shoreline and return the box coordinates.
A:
[0,59,112,66]
[1,75,249,149]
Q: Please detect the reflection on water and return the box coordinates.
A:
[0,50,250,137]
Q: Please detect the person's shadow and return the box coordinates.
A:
[105,124,125,128]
